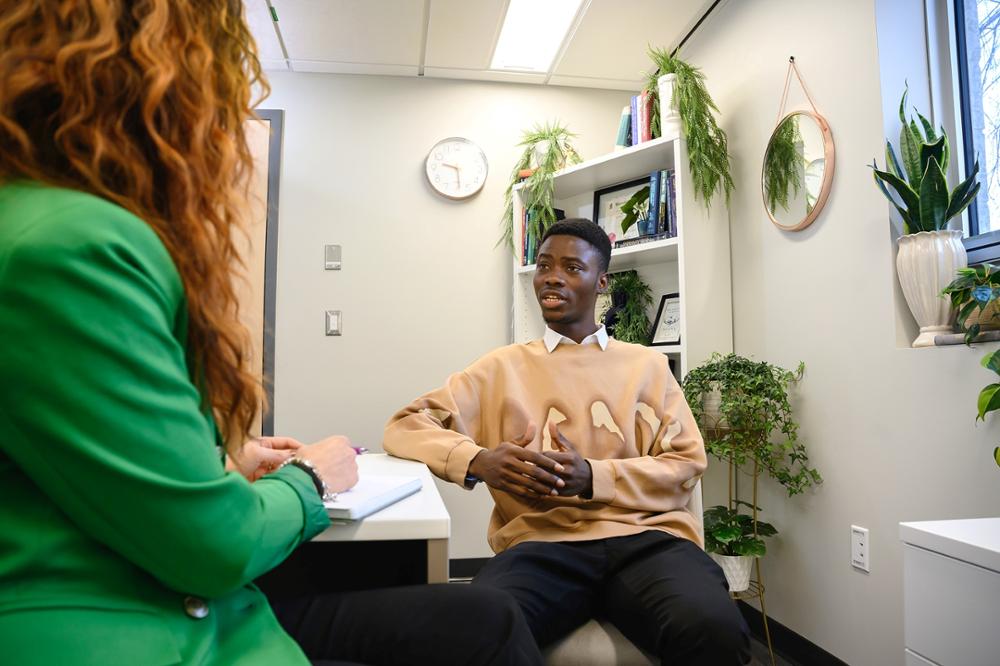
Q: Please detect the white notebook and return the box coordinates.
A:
[323,474,422,520]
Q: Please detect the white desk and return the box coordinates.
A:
[899,518,1000,665]
[312,454,451,583]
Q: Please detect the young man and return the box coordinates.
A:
[384,219,750,664]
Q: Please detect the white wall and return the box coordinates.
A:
[682,0,1000,663]
[265,72,628,559]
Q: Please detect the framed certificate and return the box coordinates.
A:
[650,293,681,346]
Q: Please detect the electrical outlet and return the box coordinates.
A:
[851,525,870,572]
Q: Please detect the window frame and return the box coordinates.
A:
[953,0,1000,263]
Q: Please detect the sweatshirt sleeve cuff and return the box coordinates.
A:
[270,465,331,540]
[587,459,617,503]
[445,439,487,486]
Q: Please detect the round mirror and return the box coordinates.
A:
[761,111,834,231]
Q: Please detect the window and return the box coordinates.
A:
[955,0,1000,263]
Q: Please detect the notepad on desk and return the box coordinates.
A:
[324,475,422,520]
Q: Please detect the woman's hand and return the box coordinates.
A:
[227,436,303,482]
[295,435,359,493]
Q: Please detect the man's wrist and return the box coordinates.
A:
[581,460,594,499]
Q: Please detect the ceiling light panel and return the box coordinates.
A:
[490,0,584,73]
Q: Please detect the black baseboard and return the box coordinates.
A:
[449,557,490,579]
[737,601,849,666]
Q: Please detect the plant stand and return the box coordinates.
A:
[723,449,776,666]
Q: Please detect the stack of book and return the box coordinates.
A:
[614,169,677,249]
[614,91,654,151]
[520,205,566,266]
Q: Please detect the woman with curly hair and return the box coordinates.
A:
[0,3,541,665]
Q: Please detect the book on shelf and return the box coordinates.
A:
[658,170,668,234]
[629,95,639,147]
[614,105,631,152]
[613,230,673,249]
[647,170,660,233]
[640,91,653,143]
[666,171,677,236]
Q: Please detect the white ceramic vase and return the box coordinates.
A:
[702,386,728,430]
[710,553,753,593]
[896,229,967,348]
[657,73,682,140]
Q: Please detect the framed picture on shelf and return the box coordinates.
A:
[593,177,647,244]
[650,293,681,346]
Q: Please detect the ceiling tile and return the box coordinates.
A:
[552,0,712,81]
[547,74,642,91]
[270,0,425,65]
[290,60,419,77]
[260,58,290,71]
[422,66,546,85]
[424,0,506,70]
[245,0,285,61]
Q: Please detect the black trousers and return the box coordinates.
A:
[271,583,543,666]
[472,530,752,665]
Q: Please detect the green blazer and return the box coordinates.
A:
[0,182,331,665]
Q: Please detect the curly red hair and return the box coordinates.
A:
[0,0,270,445]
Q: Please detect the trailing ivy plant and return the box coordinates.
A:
[643,47,734,207]
[500,121,582,251]
[763,115,804,213]
[871,85,980,233]
[682,353,821,496]
[704,501,778,558]
[606,270,653,345]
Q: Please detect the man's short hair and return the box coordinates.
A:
[540,219,612,272]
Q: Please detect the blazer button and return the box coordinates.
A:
[183,596,210,619]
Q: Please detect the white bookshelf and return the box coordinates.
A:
[511,134,733,378]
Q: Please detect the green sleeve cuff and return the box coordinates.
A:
[269,466,331,540]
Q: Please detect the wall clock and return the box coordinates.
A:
[424,137,488,200]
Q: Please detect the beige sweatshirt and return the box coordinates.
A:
[383,338,707,553]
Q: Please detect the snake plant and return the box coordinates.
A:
[871,86,980,233]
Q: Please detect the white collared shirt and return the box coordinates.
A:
[542,325,609,353]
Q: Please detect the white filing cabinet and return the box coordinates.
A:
[899,518,1000,666]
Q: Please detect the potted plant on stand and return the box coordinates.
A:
[682,353,822,496]
[872,87,981,347]
[704,501,778,592]
[500,121,582,251]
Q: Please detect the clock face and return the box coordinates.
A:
[425,137,488,200]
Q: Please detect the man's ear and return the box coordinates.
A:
[597,272,609,293]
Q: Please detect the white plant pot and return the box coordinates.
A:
[896,229,967,348]
[710,553,753,593]
[702,386,728,430]
[657,73,682,139]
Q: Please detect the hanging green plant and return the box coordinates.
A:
[643,47,734,207]
[500,121,582,251]
[605,271,653,345]
[763,115,804,212]
[682,353,821,496]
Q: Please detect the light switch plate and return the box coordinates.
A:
[851,525,870,572]
[324,244,342,270]
[325,310,342,336]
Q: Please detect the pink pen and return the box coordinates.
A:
[352,447,369,455]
